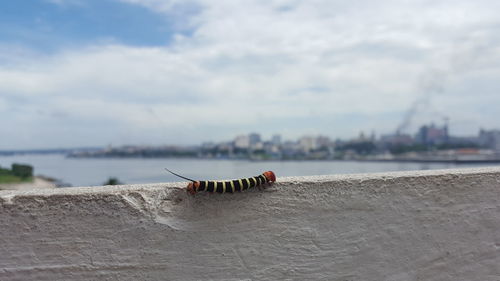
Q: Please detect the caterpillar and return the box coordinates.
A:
[165,168,276,195]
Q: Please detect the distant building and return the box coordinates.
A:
[357,131,368,142]
[415,123,449,146]
[248,133,261,146]
[316,136,332,148]
[252,141,264,150]
[298,136,318,153]
[448,136,480,147]
[479,129,500,151]
[380,133,414,146]
[281,140,301,158]
[234,135,250,149]
[271,134,282,146]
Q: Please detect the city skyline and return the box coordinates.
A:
[62,123,500,162]
[76,122,500,151]
[1,1,500,150]
[2,122,500,164]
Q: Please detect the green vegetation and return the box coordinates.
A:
[0,164,34,184]
[103,177,123,185]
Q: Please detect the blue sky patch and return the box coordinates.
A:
[0,0,181,52]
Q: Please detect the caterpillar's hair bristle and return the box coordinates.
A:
[164,168,196,182]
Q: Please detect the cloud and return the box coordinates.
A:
[1,0,500,148]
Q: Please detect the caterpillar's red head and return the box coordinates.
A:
[263,171,276,183]
[186,181,199,195]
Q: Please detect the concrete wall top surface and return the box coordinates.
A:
[1,167,500,280]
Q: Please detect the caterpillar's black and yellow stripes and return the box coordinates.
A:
[164,169,276,195]
[196,174,268,193]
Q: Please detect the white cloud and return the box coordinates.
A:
[1,0,500,148]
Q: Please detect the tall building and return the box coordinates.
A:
[415,123,448,146]
[248,133,261,146]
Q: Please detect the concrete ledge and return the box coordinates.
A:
[1,167,500,280]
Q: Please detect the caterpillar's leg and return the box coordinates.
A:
[186,182,197,195]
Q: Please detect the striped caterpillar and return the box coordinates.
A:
[165,168,276,195]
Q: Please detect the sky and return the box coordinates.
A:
[1,0,500,149]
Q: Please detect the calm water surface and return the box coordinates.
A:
[0,154,495,187]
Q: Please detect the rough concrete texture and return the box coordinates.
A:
[1,167,499,281]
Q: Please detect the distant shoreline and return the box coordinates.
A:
[66,154,500,164]
[3,151,500,164]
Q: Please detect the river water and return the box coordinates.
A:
[0,154,495,187]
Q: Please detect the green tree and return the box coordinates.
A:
[11,164,33,179]
[103,177,123,185]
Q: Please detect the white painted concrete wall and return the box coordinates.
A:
[1,167,499,281]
